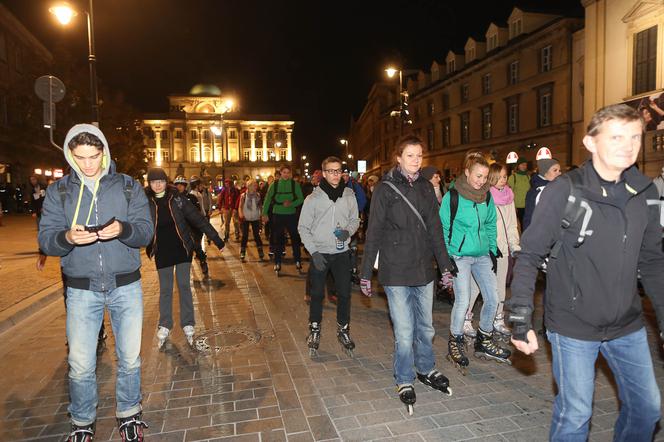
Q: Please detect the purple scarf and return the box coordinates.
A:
[490,185,514,206]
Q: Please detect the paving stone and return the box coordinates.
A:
[501,426,550,441]
[332,416,360,431]
[282,408,309,434]
[163,414,212,432]
[299,395,327,416]
[466,417,520,437]
[183,424,235,441]
[307,414,338,440]
[287,432,316,442]
[420,424,475,441]
[509,409,552,429]
[236,416,284,434]
[386,416,437,435]
[431,409,482,427]
[474,403,523,419]
[276,389,302,410]
[355,409,405,427]
[210,409,259,425]
[339,424,392,441]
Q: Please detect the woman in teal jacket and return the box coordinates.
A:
[440,152,511,372]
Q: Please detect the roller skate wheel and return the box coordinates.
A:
[345,348,354,358]
[407,404,413,416]
[445,387,453,396]
[309,348,318,357]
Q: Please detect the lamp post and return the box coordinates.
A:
[385,66,416,135]
[300,154,307,176]
[50,1,100,126]
[210,99,235,183]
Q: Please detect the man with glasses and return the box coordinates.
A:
[298,156,360,355]
[262,164,304,275]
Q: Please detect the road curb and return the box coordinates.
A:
[0,282,63,335]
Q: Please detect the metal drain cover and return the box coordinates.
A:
[193,327,261,354]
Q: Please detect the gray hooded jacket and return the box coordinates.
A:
[298,185,359,255]
[38,124,153,292]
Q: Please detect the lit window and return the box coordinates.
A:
[461,83,469,103]
[460,112,470,144]
[538,85,553,127]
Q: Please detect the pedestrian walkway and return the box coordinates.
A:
[0,215,663,441]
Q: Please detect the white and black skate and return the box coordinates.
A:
[295,261,303,275]
[337,323,355,357]
[307,322,321,357]
[417,369,452,396]
[397,384,416,416]
[274,263,281,276]
[156,326,170,349]
[240,250,246,262]
[183,325,195,347]
[447,333,470,375]
[474,328,511,365]
[493,314,512,343]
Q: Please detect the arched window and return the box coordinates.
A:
[202,146,212,163]
[189,147,200,162]
[196,103,215,113]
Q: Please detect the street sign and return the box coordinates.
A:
[34,75,65,103]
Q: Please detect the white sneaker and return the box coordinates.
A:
[183,325,195,346]
[157,326,170,349]
[463,312,476,338]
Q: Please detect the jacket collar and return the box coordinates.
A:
[580,160,652,198]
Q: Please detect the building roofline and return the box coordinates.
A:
[0,4,53,62]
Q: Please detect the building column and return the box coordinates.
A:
[286,130,293,161]
[198,127,203,163]
[250,130,257,162]
[211,125,216,163]
[154,128,162,166]
[262,129,268,162]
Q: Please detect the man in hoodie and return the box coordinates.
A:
[522,157,562,231]
[508,104,664,441]
[298,156,360,354]
[38,124,153,442]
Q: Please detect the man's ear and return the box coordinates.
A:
[583,134,596,155]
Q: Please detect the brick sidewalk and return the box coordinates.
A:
[1,215,664,441]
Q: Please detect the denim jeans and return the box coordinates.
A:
[547,328,660,441]
[66,280,144,426]
[450,255,498,336]
[383,282,436,385]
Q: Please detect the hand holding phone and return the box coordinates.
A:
[84,217,116,233]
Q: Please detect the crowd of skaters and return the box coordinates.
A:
[24,102,664,441]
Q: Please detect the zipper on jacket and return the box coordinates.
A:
[474,203,482,248]
[167,195,189,253]
[95,195,104,291]
[458,235,466,253]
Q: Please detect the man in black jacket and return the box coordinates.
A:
[507,104,664,441]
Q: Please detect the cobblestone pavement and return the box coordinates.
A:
[0,215,63,312]
[1,214,664,441]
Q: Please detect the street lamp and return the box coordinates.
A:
[384,66,416,134]
[50,1,100,126]
[210,99,235,181]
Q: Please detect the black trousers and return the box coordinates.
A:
[241,220,263,250]
[271,213,301,264]
[309,251,352,325]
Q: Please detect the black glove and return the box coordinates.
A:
[448,259,458,277]
[311,252,327,271]
[489,251,498,273]
[507,306,533,343]
[496,247,503,259]
[334,229,351,242]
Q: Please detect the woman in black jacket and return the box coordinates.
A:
[145,168,224,348]
[359,135,455,414]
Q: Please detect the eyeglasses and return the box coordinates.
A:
[324,169,342,175]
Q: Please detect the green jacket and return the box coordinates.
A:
[440,191,497,257]
[507,172,530,209]
[262,179,304,216]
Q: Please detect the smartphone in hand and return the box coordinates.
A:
[84,217,116,233]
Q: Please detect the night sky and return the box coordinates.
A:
[4,0,583,167]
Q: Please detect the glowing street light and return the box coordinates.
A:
[50,1,100,125]
[385,67,398,78]
[49,3,77,24]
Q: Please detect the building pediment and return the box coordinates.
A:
[622,0,664,23]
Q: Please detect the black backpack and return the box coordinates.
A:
[446,188,492,244]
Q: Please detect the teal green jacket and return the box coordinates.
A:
[262,179,304,216]
[439,191,497,257]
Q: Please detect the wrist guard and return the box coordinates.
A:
[507,306,533,343]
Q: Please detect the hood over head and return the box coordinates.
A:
[63,123,111,186]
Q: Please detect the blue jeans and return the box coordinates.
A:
[384,282,436,385]
[66,280,144,426]
[450,255,498,336]
[547,328,661,441]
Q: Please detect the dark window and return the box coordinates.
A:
[243,130,249,140]
[633,26,658,95]
[0,33,6,62]
[537,84,553,127]
[482,74,491,95]
[442,118,450,147]
[509,61,519,85]
[482,105,492,139]
[230,130,237,139]
[174,130,183,139]
[191,130,198,140]
[460,112,470,144]
[442,93,449,111]
[267,131,273,139]
[540,45,552,72]
[161,130,168,140]
[428,101,435,116]
[506,95,519,134]
[427,125,434,149]
[202,130,210,141]
[461,83,469,103]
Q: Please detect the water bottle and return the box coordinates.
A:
[334,223,344,250]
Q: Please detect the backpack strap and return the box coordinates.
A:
[448,188,459,244]
[121,174,134,205]
[550,171,593,258]
[58,176,69,206]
